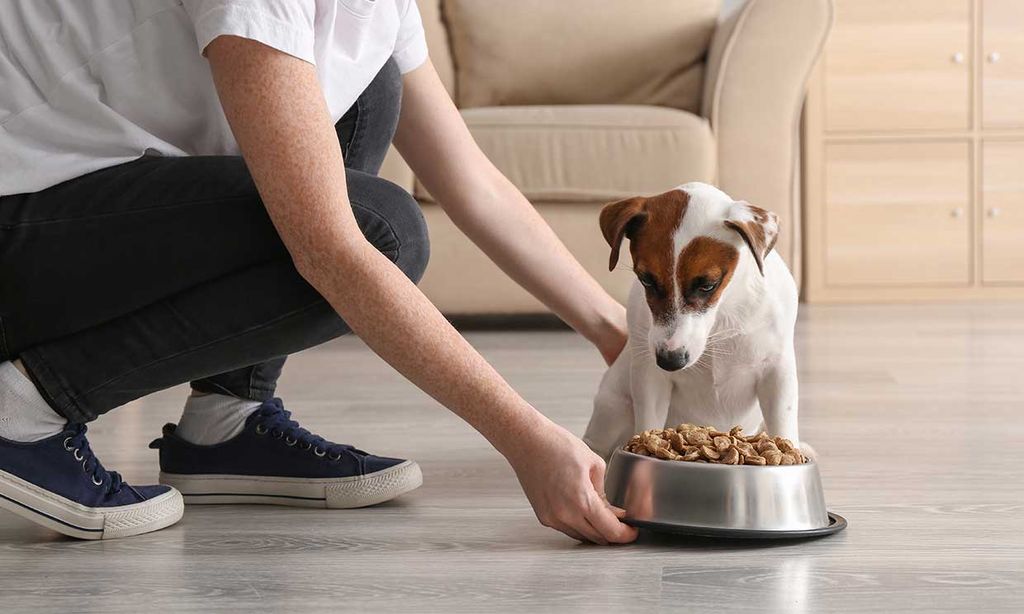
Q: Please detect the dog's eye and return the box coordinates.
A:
[637,272,661,294]
[693,278,720,294]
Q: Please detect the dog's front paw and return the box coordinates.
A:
[799,441,818,462]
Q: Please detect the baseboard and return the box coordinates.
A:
[445,313,571,331]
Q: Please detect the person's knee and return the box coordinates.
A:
[391,188,430,284]
[354,179,429,284]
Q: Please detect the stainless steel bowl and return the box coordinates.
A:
[605,448,846,538]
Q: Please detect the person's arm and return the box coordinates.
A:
[393,61,627,365]
[204,37,635,545]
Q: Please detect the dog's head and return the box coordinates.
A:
[600,183,779,372]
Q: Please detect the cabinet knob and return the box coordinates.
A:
[988,51,1001,64]
[951,207,964,219]
[988,207,1002,218]
[951,52,965,64]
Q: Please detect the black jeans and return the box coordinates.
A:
[0,59,429,423]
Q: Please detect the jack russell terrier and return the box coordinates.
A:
[583,182,801,460]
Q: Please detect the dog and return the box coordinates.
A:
[583,182,801,460]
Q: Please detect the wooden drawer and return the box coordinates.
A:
[824,142,971,286]
[983,0,1024,128]
[982,141,1024,284]
[826,0,971,132]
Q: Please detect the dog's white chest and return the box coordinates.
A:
[665,354,764,433]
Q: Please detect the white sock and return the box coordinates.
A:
[0,360,67,442]
[175,391,263,445]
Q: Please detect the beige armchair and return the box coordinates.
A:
[381,0,833,314]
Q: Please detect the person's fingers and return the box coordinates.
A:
[585,491,639,544]
[589,455,608,499]
[584,457,637,543]
[552,522,588,544]
[562,510,607,545]
[581,518,610,545]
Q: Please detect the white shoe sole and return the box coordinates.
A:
[160,460,423,508]
[0,469,184,540]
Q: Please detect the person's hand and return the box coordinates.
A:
[506,420,638,544]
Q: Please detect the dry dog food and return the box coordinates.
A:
[624,424,807,465]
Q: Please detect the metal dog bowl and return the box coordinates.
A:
[605,448,847,538]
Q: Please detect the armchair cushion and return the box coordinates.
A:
[414,105,716,204]
[443,0,720,112]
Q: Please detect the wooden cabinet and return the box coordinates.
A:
[824,142,971,286]
[804,0,1024,302]
[982,142,1024,283]
[982,0,1024,128]
[825,0,971,132]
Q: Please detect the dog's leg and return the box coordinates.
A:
[630,359,673,436]
[583,350,634,460]
[756,346,800,444]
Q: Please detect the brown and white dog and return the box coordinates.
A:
[583,182,801,459]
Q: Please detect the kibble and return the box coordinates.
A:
[624,424,808,465]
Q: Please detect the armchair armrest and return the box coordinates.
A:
[701,0,833,278]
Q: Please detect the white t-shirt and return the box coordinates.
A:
[0,0,428,196]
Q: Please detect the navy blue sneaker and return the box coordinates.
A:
[150,398,422,508]
[0,424,183,539]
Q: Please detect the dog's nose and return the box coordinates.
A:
[656,349,690,372]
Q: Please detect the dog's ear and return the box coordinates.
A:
[724,201,779,275]
[599,197,647,271]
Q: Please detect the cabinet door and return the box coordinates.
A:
[826,0,971,132]
[982,142,1024,283]
[824,142,971,286]
[983,0,1024,128]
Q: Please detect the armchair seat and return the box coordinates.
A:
[415,106,715,205]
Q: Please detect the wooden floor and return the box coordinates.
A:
[2,303,1023,613]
